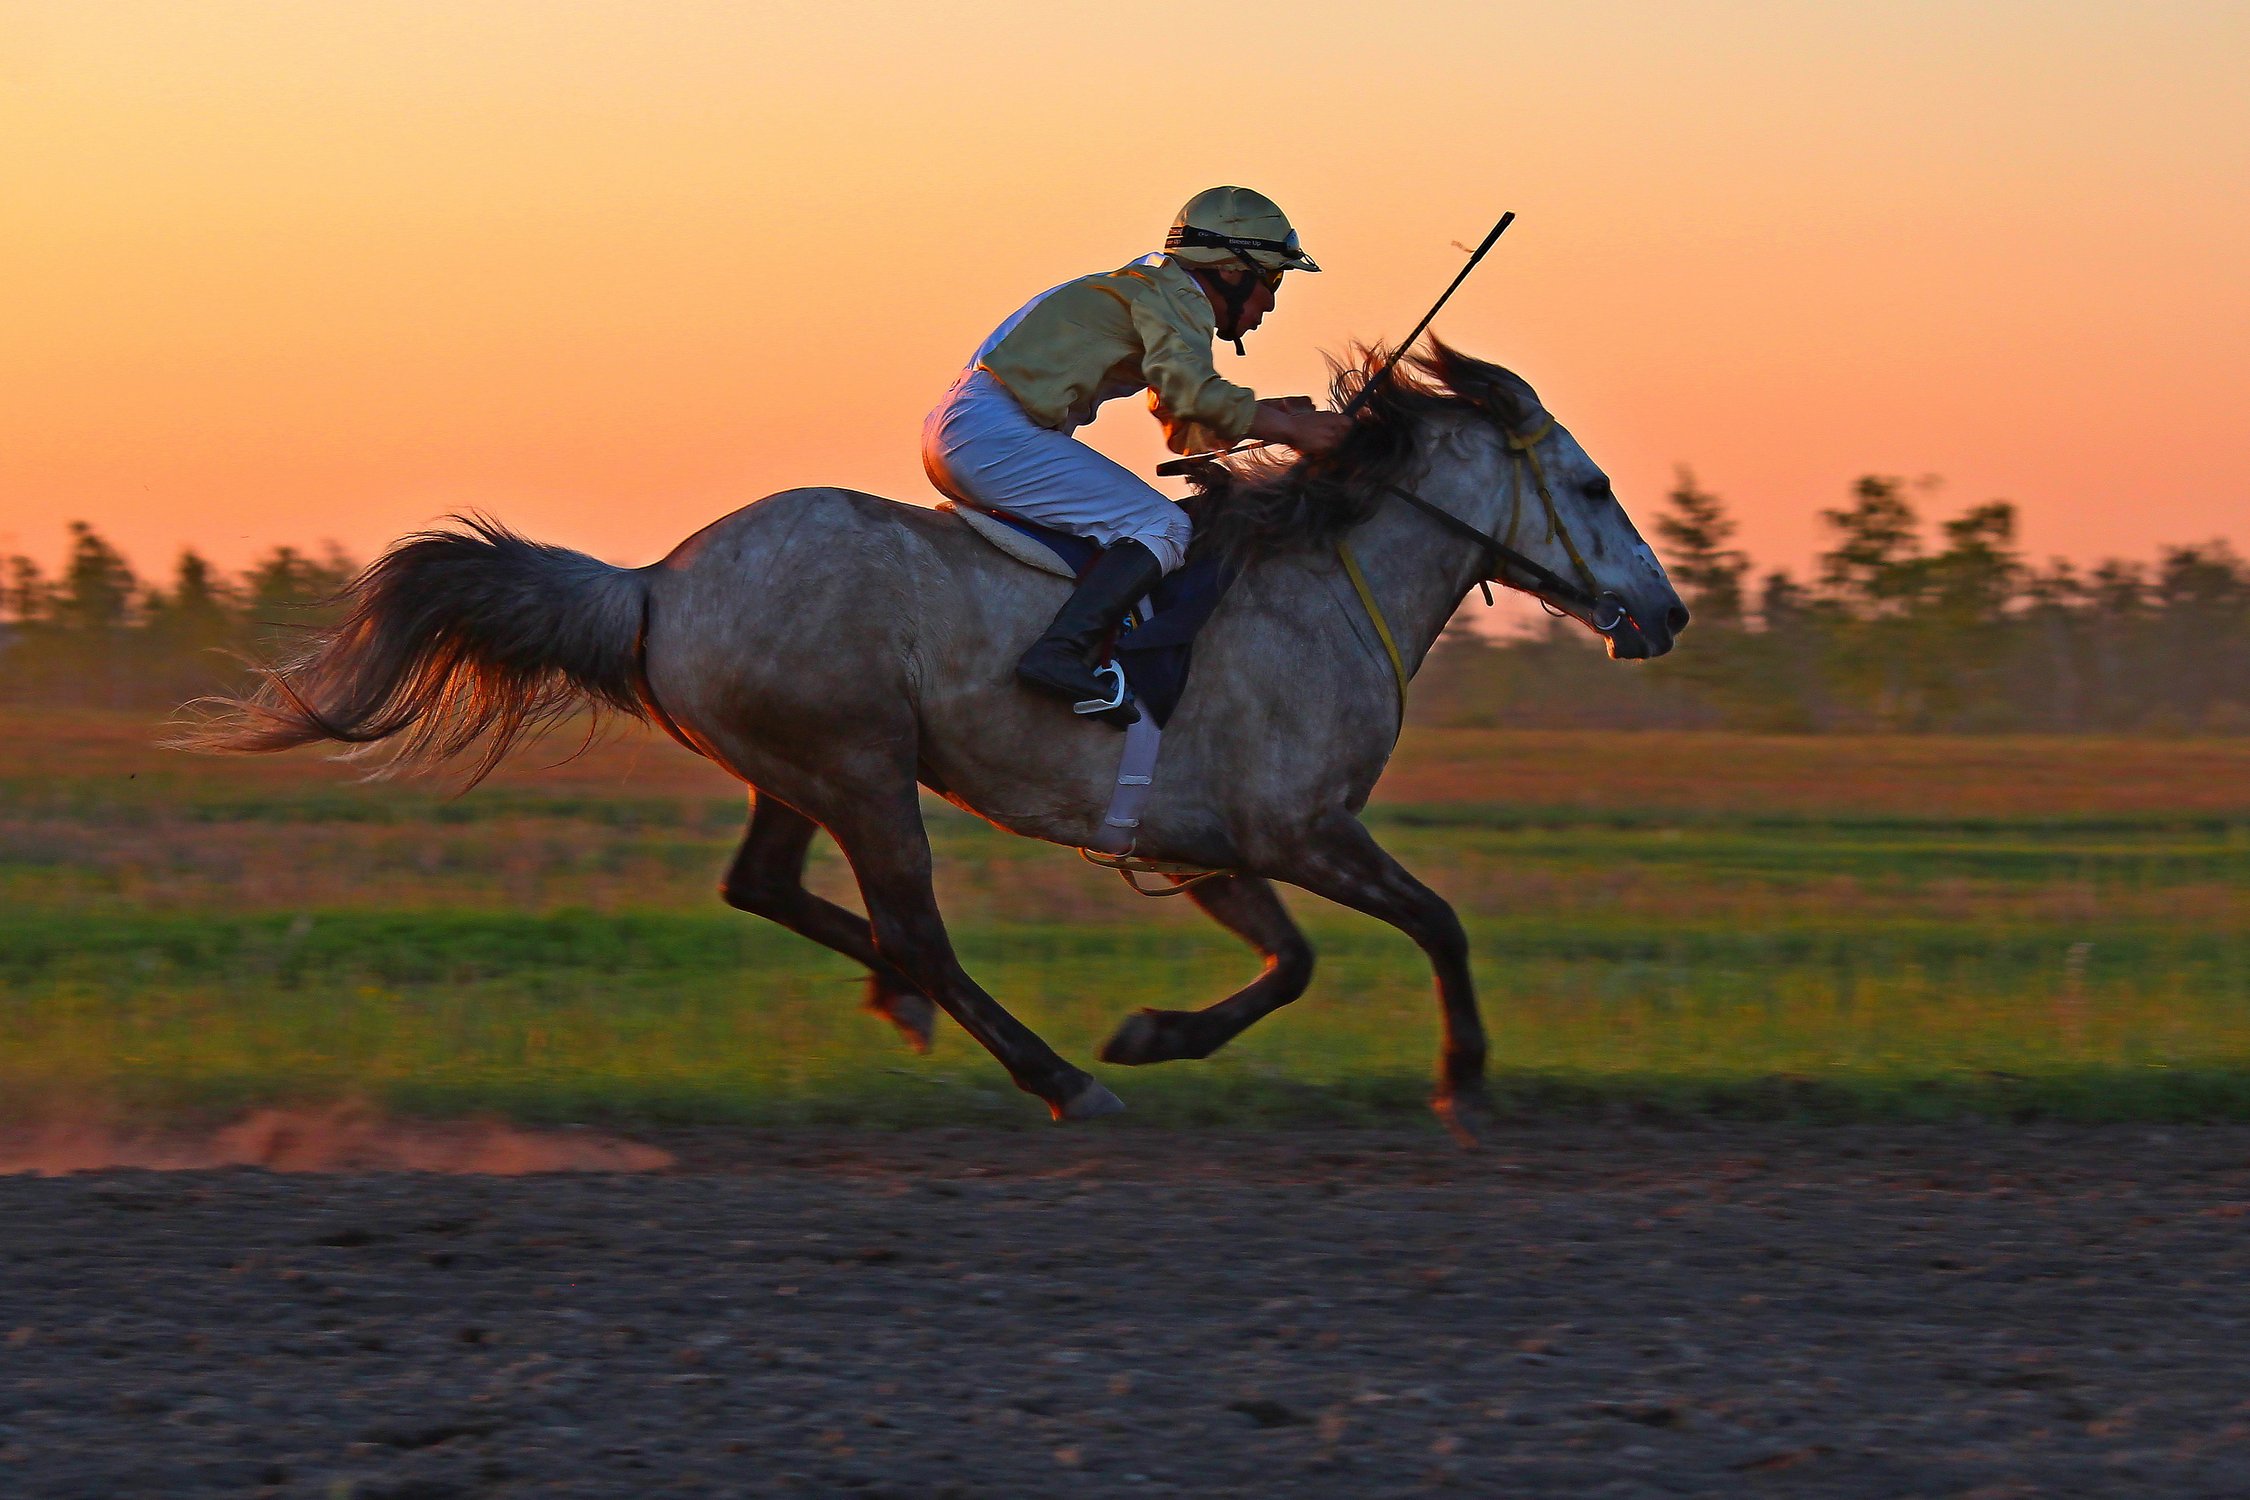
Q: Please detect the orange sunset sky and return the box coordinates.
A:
[4,1,2245,599]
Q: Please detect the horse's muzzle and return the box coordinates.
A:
[1602,595,1689,660]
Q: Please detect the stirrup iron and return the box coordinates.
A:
[1073,661,1129,717]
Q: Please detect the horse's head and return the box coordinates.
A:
[1186,341,1689,658]
[1401,342,1688,659]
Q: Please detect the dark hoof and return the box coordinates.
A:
[1098,1009,1211,1066]
[1097,1009,1168,1067]
[864,981,937,1054]
[1052,1077,1126,1123]
[1432,1090,1493,1151]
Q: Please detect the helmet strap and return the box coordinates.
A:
[1207,257,1260,357]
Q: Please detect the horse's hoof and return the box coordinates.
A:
[1432,1091,1491,1151]
[865,983,937,1054]
[1096,1010,1165,1067]
[1053,1078,1126,1123]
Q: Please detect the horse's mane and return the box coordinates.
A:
[1184,338,1546,568]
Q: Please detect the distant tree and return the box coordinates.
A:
[1909,501,2024,728]
[2,555,50,623]
[1653,468,1749,627]
[2154,541,2247,616]
[24,523,143,706]
[142,551,242,699]
[53,522,138,634]
[1758,569,1808,626]
[1927,502,2021,625]
[239,543,359,658]
[1818,476,1923,615]
[2149,542,2250,729]
[2020,558,2090,731]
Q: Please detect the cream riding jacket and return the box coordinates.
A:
[973,254,1258,455]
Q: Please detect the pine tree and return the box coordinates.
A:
[1929,501,2021,624]
[1652,468,1748,626]
[54,522,138,634]
[1818,476,1924,614]
[2,556,49,623]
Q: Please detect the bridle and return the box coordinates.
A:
[1375,418,1630,634]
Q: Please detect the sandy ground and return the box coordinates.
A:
[5,1121,2250,1499]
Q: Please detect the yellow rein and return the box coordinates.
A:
[1336,416,1585,729]
[1336,540,1409,723]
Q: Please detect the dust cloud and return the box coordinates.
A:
[0,1104,673,1176]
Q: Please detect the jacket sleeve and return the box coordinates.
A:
[1128,285,1257,452]
[1144,393,1234,457]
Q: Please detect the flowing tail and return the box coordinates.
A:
[175,516,654,784]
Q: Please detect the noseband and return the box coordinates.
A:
[1376,419,1624,630]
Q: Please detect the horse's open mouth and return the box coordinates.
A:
[1607,623,1657,660]
[1602,606,1683,660]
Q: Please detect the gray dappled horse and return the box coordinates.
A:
[183,344,1687,1134]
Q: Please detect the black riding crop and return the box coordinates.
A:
[1156,211,1515,477]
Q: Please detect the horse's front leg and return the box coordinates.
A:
[1281,809,1490,1143]
[1098,873,1315,1065]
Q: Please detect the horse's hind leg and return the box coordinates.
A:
[1098,875,1314,1066]
[719,793,937,1052]
[1282,810,1490,1142]
[824,788,1122,1122]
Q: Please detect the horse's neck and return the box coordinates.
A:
[1331,475,1491,675]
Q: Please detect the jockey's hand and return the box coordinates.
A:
[1249,400,1353,456]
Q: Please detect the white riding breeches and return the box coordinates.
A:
[922,370,1193,575]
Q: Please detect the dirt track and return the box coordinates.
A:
[5,1123,2250,1499]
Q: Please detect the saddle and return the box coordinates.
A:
[940,502,1233,730]
[938,501,1235,877]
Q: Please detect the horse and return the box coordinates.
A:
[180,342,1688,1136]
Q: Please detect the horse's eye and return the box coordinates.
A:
[1585,477,1614,502]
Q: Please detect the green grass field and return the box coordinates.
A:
[4,711,2247,1126]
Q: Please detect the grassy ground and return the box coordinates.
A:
[4,710,2246,1125]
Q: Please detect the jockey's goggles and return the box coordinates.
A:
[1163,222,1321,276]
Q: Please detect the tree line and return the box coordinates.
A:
[1414,472,2249,734]
[1,525,357,710]
[5,488,2247,732]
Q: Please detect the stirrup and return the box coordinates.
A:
[1072,662,1128,717]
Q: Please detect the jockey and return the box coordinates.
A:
[924,186,1353,723]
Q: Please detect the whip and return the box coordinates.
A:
[1156,211,1515,477]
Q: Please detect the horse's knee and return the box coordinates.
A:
[1268,940,1316,998]
[719,868,796,918]
[1419,903,1470,969]
[866,910,949,974]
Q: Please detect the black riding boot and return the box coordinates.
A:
[1015,539,1165,728]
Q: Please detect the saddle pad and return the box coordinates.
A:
[942,500,1235,728]
[939,502,1079,579]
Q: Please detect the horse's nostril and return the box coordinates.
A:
[1666,604,1690,635]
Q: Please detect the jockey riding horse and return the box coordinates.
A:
[922,187,1353,725]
